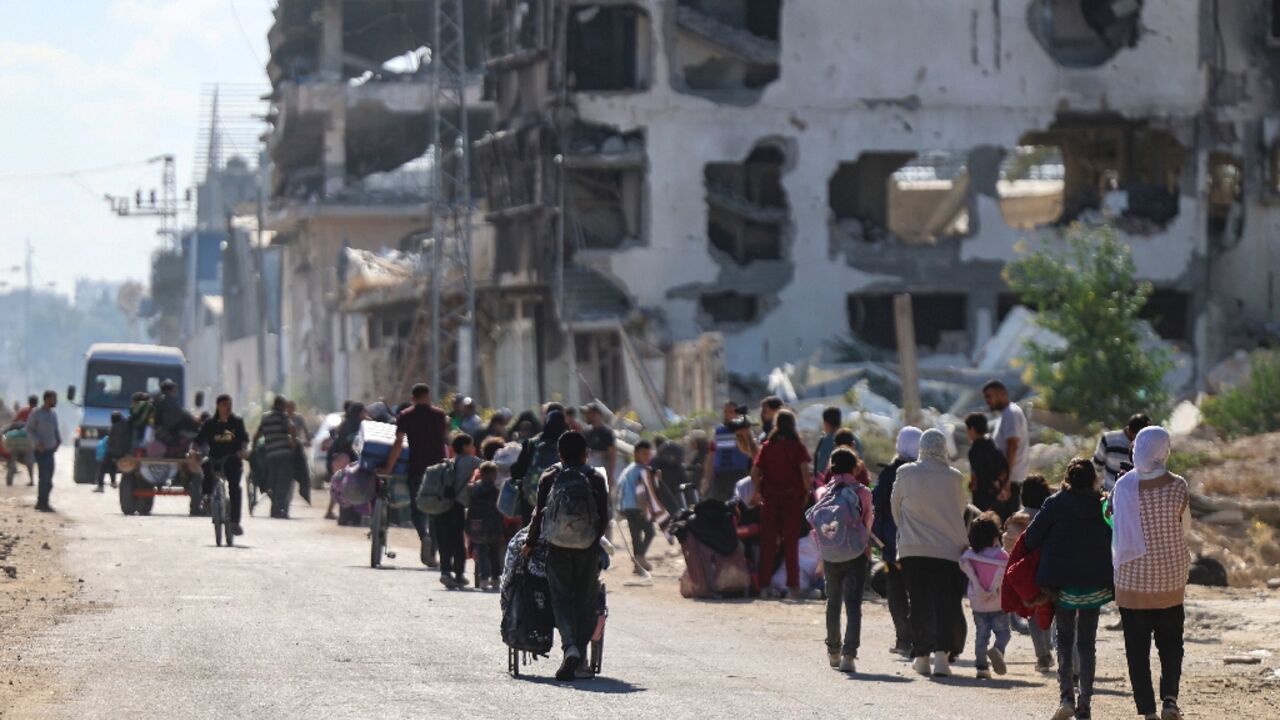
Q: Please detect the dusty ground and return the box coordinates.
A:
[4,452,1280,719]
[0,481,87,718]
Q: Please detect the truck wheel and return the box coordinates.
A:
[136,493,154,516]
[119,474,138,515]
[74,453,97,485]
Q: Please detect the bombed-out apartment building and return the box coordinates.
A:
[264,0,492,407]
[259,0,1280,418]
[470,0,1279,417]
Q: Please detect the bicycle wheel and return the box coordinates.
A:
[369,497,384,568]
[213,489,224,547]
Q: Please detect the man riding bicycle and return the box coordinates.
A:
[194,394,250,537]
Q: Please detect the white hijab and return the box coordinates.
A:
[896,426,923,461]
[1112,426,1171,569]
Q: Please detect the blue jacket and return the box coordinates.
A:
[872,457,910,563]
[1023,489,1113,590]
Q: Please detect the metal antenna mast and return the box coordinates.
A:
[427,0,476,397]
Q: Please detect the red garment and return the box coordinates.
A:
[395,403,448,475]
[14,407,32,423]
[1001,534,1054,630]
[753,437,811,499]
[757,492,804,589]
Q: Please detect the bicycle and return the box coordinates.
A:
[369,473,396,568]
[207,456,235,548]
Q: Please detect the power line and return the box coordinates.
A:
[226,0,263,65]
[0,159,154,182]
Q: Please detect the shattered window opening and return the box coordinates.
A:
[829,151,972,246]
[1020,117,1183,234]
[1207,152,1243,241]
[672,0,781,100]
[705,145,789,265]
[566,167,643,249]
[847,293,969,353]
[998,145,1066,229]
[1028,0,1143,69]
[566,4,650,92]
[1141,288,1191,342]
[701,291,760,324]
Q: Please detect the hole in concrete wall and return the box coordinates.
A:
[701,291,760,324]
[1028,0,1143,68]
[567,4,650,91]
[998,145,1066,229]
[705,145,788,264]
[1020,116,1183,234]
[566,168,643,249]
[564,123,646,249]
[672,0,781,101]
[829,151,971,245]
[488,0,547,56]
[1141,288,1190,341]
[1207,152,1243,241]
[847,293,970,353]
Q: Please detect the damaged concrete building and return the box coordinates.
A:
[472,0,1279,415]
[265,0,492,407]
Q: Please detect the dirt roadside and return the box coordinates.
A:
[0,482,84,719]
[618,544,1280,717]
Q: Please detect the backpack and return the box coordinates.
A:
[466,481,503,544]
[804,481,868,563]
[416,459,457,515]
[540,466,601,550]
[522,440,560,506]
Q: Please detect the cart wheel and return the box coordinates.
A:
[369,497,385,568]
[119,474,138,515]
[508,647,519,677]
[591,639,602,675]
[136,493,154,515]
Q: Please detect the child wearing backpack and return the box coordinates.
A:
[468,461,505,591]
[959,511,1011,679]
[806,447,873,674]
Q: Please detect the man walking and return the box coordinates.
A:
[984,380,1029,514]
[524,431,609,681]
[253,396,297,519]
[382,383,449,566]
[27,390,61,512]
[1093,413,1150,492]
[702,401,753,502]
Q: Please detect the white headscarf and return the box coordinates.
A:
[896,426,923,461]
[918,428,949,463]
[1112,426,1171,569]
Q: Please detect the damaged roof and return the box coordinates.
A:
[674,5,780,65]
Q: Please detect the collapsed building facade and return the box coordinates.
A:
[265,0,492,407]
[472,0,1279,416]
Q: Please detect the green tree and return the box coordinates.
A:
[1004,224,1171,426]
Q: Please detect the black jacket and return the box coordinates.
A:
[1023,489,1114,590]
[194,414,249,461]
[872,457,910,563]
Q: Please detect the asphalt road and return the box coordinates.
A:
[18,451,1055,719]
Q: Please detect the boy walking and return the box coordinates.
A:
[467,461,505,590]
[617,440,657,573]
[965,413,1010,517]
[959,511,1011,679]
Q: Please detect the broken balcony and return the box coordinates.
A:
[672,0,781,102]
[1028,0,1143,69]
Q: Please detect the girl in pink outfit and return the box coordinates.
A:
[959,511,1011,679]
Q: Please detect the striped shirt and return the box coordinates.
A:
[1092,429,1133,491]
[258,410,295,459]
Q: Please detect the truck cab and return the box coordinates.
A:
[72,343,187,485]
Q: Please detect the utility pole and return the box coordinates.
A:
[23,239,32,391]
[893,293,922,427]
[103,155,190,248]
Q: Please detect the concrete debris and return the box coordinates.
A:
[1168,400,1204,437]
[343,248,416,299]
[1208,350,1256,393]
[972,306,1066,374]
[1266,578,1280,590]
[1223,655,1263,665]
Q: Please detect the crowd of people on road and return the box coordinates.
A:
[1,375,1193,716]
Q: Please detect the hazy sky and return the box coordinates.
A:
[0,0,273,300]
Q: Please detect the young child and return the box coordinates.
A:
[959,511,1011,679]
[466,461,504,591]
[1002,474,1055,671]
[965,413,1010,517]
[618,440,657,574]
[809,447,873,674]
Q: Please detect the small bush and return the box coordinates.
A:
[1201,352,1280,439]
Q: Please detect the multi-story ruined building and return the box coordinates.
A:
[475,0,1280,415]
[265,0,491,408]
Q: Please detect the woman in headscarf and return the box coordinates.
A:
[1024,458,1114,720]
[890,428,968,678]
[873,426,922,657]
[1112,427,1189,720]
[509,409,569,523]
[750,409,812,599]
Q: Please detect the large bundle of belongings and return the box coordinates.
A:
[501,528,554,675]
[670,500,751,599]
[354,420,409,474]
